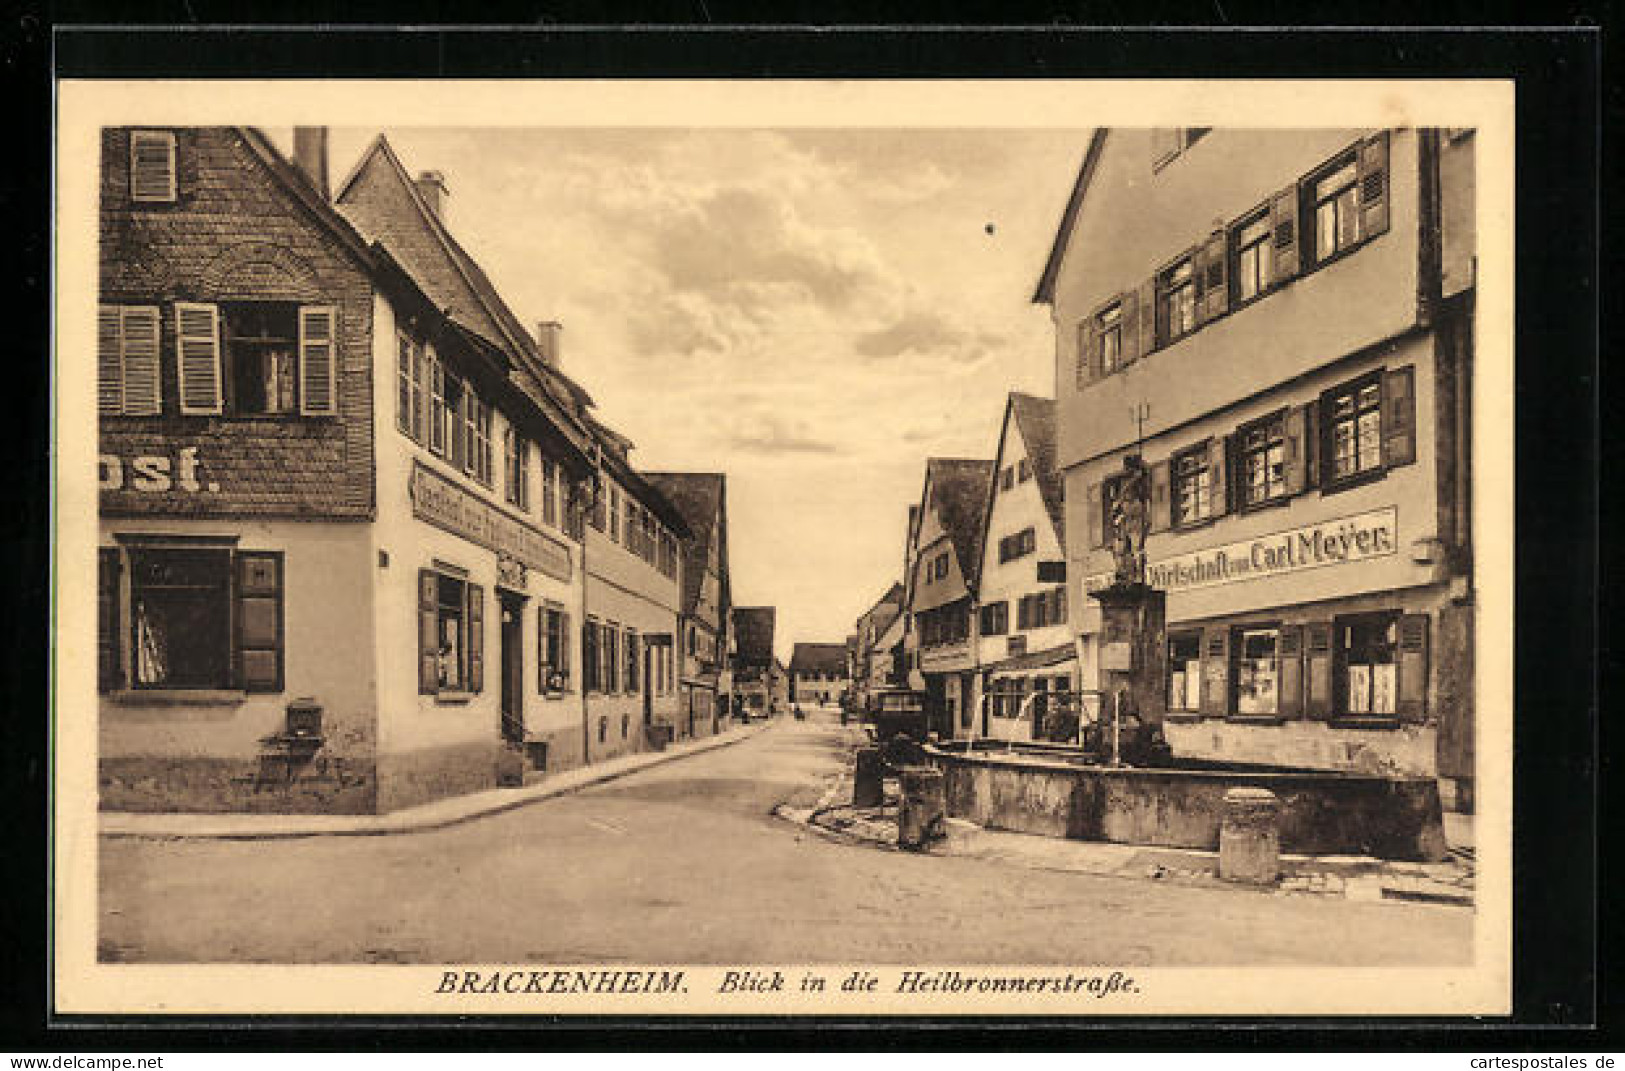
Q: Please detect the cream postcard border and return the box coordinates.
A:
[53,77,1515,1017]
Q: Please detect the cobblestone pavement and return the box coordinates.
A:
[100,706,1471,965]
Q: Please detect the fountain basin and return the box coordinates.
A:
[924,740,1448,862]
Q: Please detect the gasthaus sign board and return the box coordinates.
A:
[409,461,573,582]
[1085,507,1398,595]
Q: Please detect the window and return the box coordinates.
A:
[396,334,414,436]
[428,353,447,456]
[128,548,231,688]
[1098,301,1123,374]
[1336,614,1398,717]
[937,552,950,580]
[105,546,284,694]
[1156,257,1197,345]
[129,130,177,203]
[1017,458,1032,483]
[539,604,572,692]
[1324,374,1384,485]
[609,486,623,544]
[590,473,607,531]
[541,458,559,527]
[999,527,1037,564]
[1000,466,1015,492]
[1151,128,1207,170]
[1311,155,1361,264]
[224,304,301,417]
[98,305,162,417]
[1231,212,1273,304]
[472,394,494,485]
[1172,444,1212,527]
[1166,632,1202,713]
[1233,626,1280,716]
[978,601,1008,636]
[504,427,530,510]
[1238,412,1288,508]
[583,618,600,692]
[445,376,467,470]
[416,570,483,695]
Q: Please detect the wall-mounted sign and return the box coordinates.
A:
[1084,507,1398,595]
[410,462,572,582]
[1036,560,1066,584]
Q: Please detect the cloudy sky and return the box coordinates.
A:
[320,126,1094,657]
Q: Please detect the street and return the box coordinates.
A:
[99,707,1472,966]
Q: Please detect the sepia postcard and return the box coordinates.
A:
[53,76,1513,1018]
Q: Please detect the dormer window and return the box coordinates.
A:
[130,130,177,204]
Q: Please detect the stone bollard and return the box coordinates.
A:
[853,746,886,808]
[1219,787,1281,884]
[897,765,947,851]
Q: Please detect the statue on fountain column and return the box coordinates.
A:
[1109,456,1151,586]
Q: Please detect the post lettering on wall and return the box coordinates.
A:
[99,447,220,494]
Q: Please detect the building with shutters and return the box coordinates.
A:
[903,458,996,739]
[644,471,733,740]
[730,606,780,716]
[1035,127,1477,807]
[850,580,904,709]
[787,642,850,705]
[971,393,1079,741]
[95,125,693,814]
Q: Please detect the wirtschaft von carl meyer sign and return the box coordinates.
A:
[1084,507,1399,595]
[409,461,572,583]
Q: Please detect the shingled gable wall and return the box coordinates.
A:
[98,127,375,520]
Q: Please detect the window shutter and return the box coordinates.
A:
[1382,365,1416,468]
[1282,405,1307,496]
[1077,318,1097,389]
[98,307,122,416]
[1149,459,1171,533]
[299,305,339,416]
[235,552,284,693]
[1397,613,1430,722]
[129,130,177,203]
[1202,230,1229,321]
[418,570,438,694]
[583,620,597,692]
[1304,622,1333,719]
[97,548,121,692]
[1192,240,1211,320]
[174,303,222,415]
[1358,130,1391,240]
[467,583,485,693]
[1277,624,1304,719]
[560,611,572,686]
[120,307,162,416]
[1119,289,1140,364]
[538,606,550,693]
[1134,278,1156,359]
[1198,627,1229,717]
[1207,436,1230,518]
[1300,402,1320,490]
[1269,185,1301,284]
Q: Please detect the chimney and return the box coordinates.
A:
[534,321,562,368]
[292,127,329,200]
[415,170,450,221]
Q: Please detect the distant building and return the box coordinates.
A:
[645,472,733,740]
[1036,127,1476,807]
[903,458,996,738]
[731,606,780,715]
[972,393,1077,740]
[851,581,904,706]
[788,642,851,705]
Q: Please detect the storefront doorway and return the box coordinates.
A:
[499,590,526,745]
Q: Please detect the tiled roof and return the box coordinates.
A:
[643,472,726,616]
[1033,129,1108,304]
[1008,392,1065,543]
[333,135,596,426]
[926,457,996,591]
[789,642,849,677]
[732,606,776,662]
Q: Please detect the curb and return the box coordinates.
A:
[101,721,769,841]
